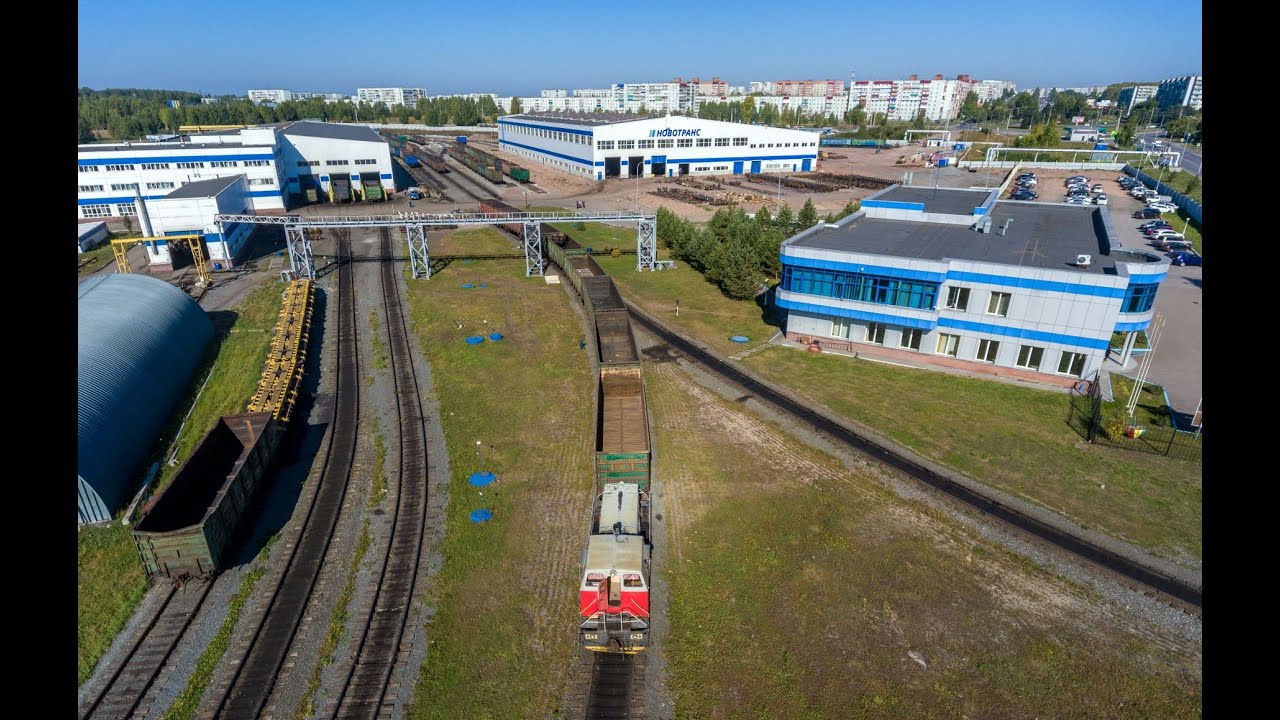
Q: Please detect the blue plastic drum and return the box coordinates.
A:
[730,335,750,343]
[465,336,485,345]
[489,333,504,342]
[470,508,493,523]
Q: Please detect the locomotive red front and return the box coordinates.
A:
[579,482,651,653]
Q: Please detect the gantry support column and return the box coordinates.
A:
[523,221,543,277]
[636,218,656,272]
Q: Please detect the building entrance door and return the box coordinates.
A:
[628,156,644,177]
[604,157,621,177]
[678,163,690,176]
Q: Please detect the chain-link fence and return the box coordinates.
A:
[1067,374,1202,463]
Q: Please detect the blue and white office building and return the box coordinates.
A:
[77,121,394,267]
[776,186,1169,384]
[497,112,819,181]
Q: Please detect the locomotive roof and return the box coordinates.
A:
[585,534,644,574]
[598,483,641,534]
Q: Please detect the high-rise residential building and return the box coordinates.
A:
[672,77,730,96]
[248,89,294,104]
[356,87,427,107]
[747,80,845,97]
[1117,85,1159,114]
[1156,75,1202,111]
[971,79,1016,103]
[846,74,970,122]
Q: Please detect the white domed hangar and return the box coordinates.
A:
[497,112,820,181]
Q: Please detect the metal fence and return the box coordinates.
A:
[1067,375,1202,463]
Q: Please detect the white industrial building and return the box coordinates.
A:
[356,87,426,107]
[78,121,394,267]
[133,175,257,271]
[497,113,819,181]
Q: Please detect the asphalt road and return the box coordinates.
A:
[1138,130,1202,176]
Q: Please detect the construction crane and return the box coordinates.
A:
[111,234,212,288]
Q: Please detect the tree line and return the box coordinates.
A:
[78,88,504,142]
[656,198,860,300]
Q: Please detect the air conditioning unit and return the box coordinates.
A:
[1076,254,1092,267]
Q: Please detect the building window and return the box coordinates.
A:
[936,333,960,357]
[297,161,311,167]
[1122,283,1159,313]
[638,139,654,149]
[598,140,615,150]
[714,137,730,146]
[306,160,320,167]
[176,162,204,169]
[79,165,100,173]
[104,164,136,171]
[146,181,175,189]
[110,183,138,191]
[1057,351,1087,377]
[78,185,104,193]
[780,266,938,310]
[245,159,272,167]
[116,203,137,216]
[210,160,238,168]
[900,327,922,350]
[976,339,1000,363]
[696,138,711,147]
[81,204,112,218]
[945,286,970,311]
[249,178,275,186]
[325,160,349,166]
[830,319,851,339]
[141,163,170,170]
[865,322,886,344]
[657,139,674,148]
[677,138,693,148]
[355,159,377,165]
[733,137,748,146]
[986,291,1011,317]
[1016,345,1044,371]
[616,140,634,149]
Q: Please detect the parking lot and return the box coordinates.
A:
[1005,169,1201,414]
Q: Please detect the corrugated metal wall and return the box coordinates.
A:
[78,274,213,524]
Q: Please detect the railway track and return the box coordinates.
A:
[209,231,362,719]
[80,581,214,720]
[584,653,646,720]
[330,229,431,719]
[623,303,1203,616]
[442,155,502,201]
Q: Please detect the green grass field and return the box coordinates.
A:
[647,362,1201,718]
[740,347,1201,559]
[77,280,284,688]
[432,226,522,257]
[78,242,117,278]
[404,257,595,719]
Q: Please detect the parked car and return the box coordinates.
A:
[1144,228,1178,238]
[1139,221,1173,231]
[1091,184,1104,192]
[1064,196,1089,205]
[1134,208,1162,219]
[1093,194,1108,205]
[1148,202,1177,213]
[1169,250,1202,266]
[1151,231,1186,243]
[1159,239,1194,252]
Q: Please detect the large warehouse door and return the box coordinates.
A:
[733,161,743,174]
[678,163,690,176]
[750,160,761,173]
[802,159,812,171]
[651,161,666,176]
[628,156,644,177]
[604,157,621,178]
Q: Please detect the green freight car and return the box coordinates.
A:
[360,172,385,201]
[132,413,281,580]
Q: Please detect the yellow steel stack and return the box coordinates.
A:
[247,279,315,424]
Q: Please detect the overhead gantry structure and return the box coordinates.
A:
[213,210,659,280]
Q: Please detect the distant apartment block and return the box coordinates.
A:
[248,89,294,104]
[1117,85,1159,113]
[672,76,730,96]
[846,74,969,122]
[356,87,427,107]
[1156,75,1202,111]
[971,79,1016,103]
[749,80,845,97]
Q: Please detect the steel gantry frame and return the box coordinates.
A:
[215,210,659,280]
[111,233,212,287]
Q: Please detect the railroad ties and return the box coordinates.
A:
[585,653,647,720]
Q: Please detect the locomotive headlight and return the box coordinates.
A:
[630,634,645,640]
[584,634,599,640]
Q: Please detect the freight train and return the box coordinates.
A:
[478,199,652,653]
[132,279,315,581]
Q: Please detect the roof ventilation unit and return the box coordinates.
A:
[1076,254,1092,267]
[998,218,1013,236]
[975,216,993,233]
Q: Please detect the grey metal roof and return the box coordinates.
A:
[163,175,243,199]
[281,120,386,143]
[503,112,663,127]
[790,203,1156,275]
[78,274,213,524]
[875,186,992,216]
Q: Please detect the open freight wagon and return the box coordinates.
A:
[132,412,281,580]
[596,368,650,491]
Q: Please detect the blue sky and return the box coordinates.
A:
[79,0,1202,96]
